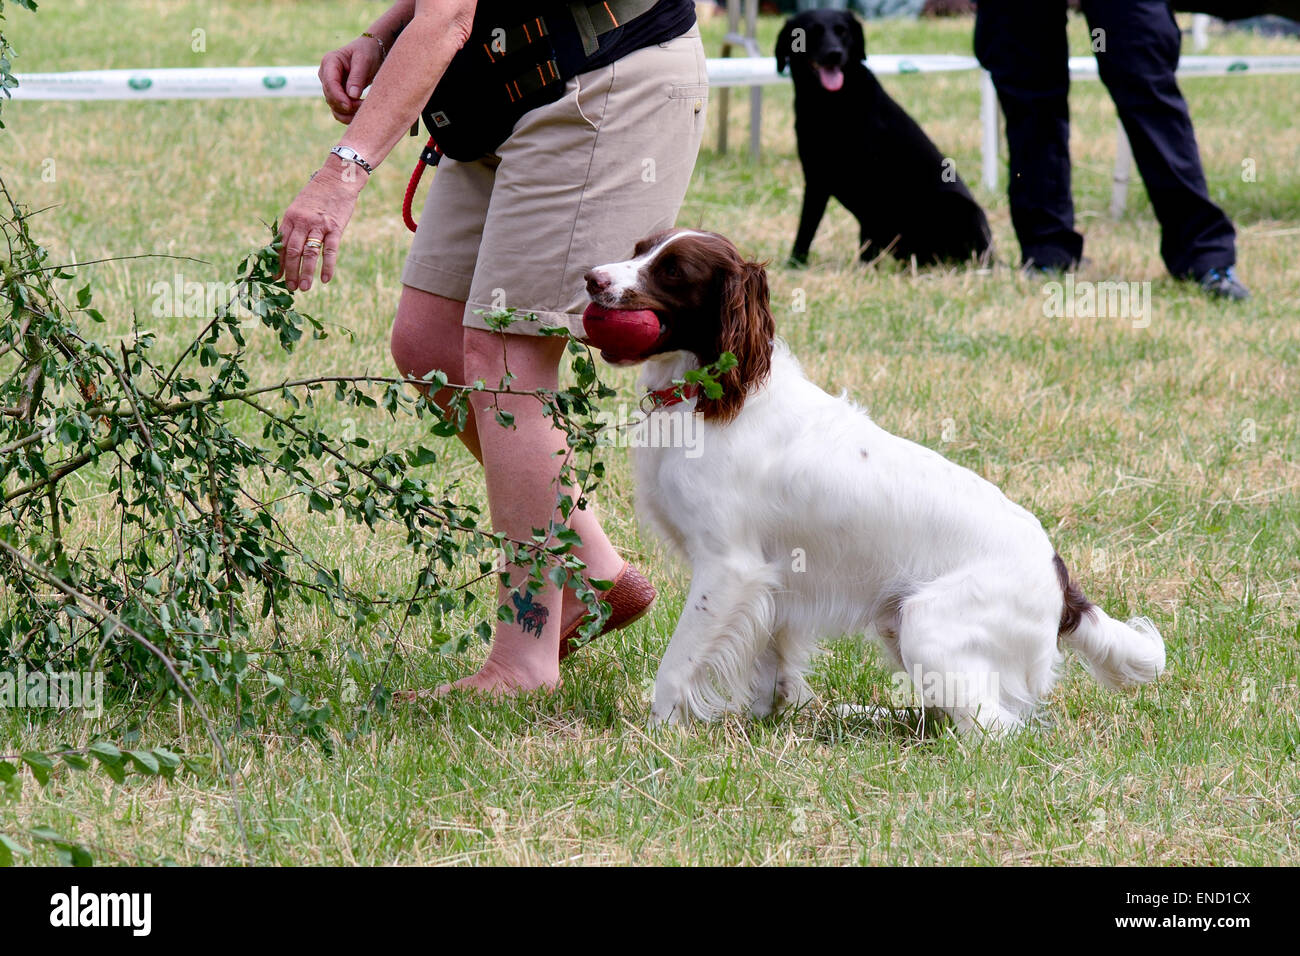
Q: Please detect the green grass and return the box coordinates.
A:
[2,1,1298,865]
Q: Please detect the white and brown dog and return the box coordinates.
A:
[584,229,1166,734]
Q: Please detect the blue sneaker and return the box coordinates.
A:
[1197,266,1250,301]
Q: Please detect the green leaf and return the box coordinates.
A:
[553,527,583,548]
[0,761,18,800]
[0,833,27,867]
[20,752,54,786]
[126,750,160,775]
[151,748,182,778]
[87,740,122,762]
[60,752,91,772]
[88,742,125,783]
[52,842,94,866]
[405,445,438,468]
[69,844,94,866]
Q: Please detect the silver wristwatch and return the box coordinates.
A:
[330,145,374,174]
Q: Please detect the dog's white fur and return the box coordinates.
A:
[591,237,1167,735]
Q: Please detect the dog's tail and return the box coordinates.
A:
[1053,554,1166,689]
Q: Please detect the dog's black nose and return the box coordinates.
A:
[584,270,610,295]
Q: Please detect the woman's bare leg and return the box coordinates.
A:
[390,288,625,681]
[441,326,621,693]
[390,286,484,455]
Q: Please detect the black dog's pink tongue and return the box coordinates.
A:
[816,64,844,92]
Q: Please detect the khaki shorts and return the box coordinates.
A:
[400,25,708,336]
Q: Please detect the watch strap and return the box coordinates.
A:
[330,145,374,174]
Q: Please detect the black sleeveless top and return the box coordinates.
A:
[421,0,699,160]
[558,0,698,72]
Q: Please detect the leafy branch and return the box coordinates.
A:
[0,0,737,863]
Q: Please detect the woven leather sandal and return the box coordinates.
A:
[558,563,656,661]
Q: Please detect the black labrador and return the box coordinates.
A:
[776,10,992,267]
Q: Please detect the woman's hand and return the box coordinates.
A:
[276,162,364,292]
[282,3,472,291]
[319,36,385,125]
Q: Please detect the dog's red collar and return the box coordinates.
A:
[642,382,699,412]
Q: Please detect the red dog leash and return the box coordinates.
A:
[402,136,442,233]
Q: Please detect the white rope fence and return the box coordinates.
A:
[9,55,987,100]
[13,53,1300,213]
[10,66,327,101]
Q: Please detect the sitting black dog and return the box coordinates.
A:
[776,10,993,267]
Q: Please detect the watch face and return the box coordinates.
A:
[333,147,369,170]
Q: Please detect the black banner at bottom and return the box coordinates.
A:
[0,864,1279,942]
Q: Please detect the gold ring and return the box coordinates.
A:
[304,239,323,250]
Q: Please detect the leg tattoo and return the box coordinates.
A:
[511,590,549,638]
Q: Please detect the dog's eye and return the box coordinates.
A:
[661,259,682,279]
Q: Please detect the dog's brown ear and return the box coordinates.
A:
[698,259,775,424]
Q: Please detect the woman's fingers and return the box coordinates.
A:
[278,171,360,292]
[318,50,356,119]
[319,41,382,125]
[279,223,307,290]
[275,218,295,281]
[319,232,341,285]
[345,44,382,99]
[279,219,340,291]
[296,234,326,292]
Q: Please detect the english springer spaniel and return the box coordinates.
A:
[584,229,1166,734]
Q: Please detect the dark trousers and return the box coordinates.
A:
[974,0,1236,277]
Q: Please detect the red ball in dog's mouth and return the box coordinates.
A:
[581,303,665,362]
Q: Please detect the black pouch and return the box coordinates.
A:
[421,4,571,162]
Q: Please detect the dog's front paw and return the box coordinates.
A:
[648,694,686,729]
[648,674,693,728]
[775,673,813,712]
